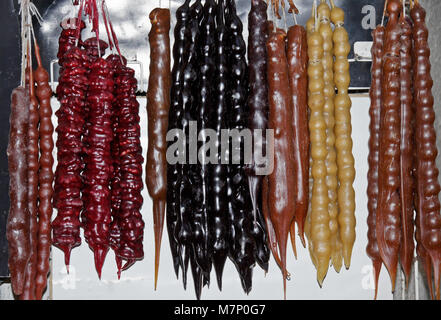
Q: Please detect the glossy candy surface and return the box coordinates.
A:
[178,0,204,292]
[53,46,89,267]
[367,25,385,299]
[34,60,54,300]
[287,24,309,253]
[398,13,415,286]
[318,0,342,273]
[167,0,192,281]
[82,56,114,278]
[146,8,171,289]
[21,69,39,300]
[376,0,402,291]
[267,28,296,299]
[246,0,271,273]
[307,22,331,286]
[412,0,441,300]
[330,0,355,270]
[7,87,31,296]
[208,0,229,291]
[225,0,257,294]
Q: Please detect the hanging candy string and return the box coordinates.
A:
[19,0,42,86]
[381,0,388,26]
[288,0,298,25]
[281,0,287,31]
[19,0,29,87]
[101,0,114,51]
[92,0,101,57]
[313,0,316,30]
[75,0,85,46]
[102,0,123,60]
[270,0,277,31]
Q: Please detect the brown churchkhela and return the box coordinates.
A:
[330,0,355,269]
[146,8,171,289]
[7,86,31,296]
[377,0,402,290]
[266,28,296,299]
[34,43,54,300]
[259,20,286,273]
[21,66,39,300]
[367,24,385,299]
[287,23,309,251]
[411,0,441,300]
[398,10,414,286]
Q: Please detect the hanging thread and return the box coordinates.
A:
[381,0,388,26]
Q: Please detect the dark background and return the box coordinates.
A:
[0,0,384,279]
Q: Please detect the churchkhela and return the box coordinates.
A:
[146,7,171,289]
[53,0,145,278]
[165,0,271,298]
[7,1,55,299]
[367,0,441,300]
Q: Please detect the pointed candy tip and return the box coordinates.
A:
[121,259,135,271]
[61,245,73,272]
[299,234,306,248]
[316,266,329,288]
[332,257,343,273]
[333,264,342,273]
[238,267,253,295]
[372,260,382,300]
[390,271,397,293]
[93,247,109,279]
[432,261,441,301]
[213,255,227,291]
[115,255,122,280]
[343,259,350,270]
[154,264,159,291]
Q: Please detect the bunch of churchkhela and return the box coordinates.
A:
[367,0,441,300]
[157,0,357,299]
[52,0,144,278]
[7,0,54,300]
[154,0,270,299]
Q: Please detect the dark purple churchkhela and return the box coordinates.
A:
[167,0,192,282]
[225,0,256,294]
[246,0,271,273]
[207,0,229,291]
